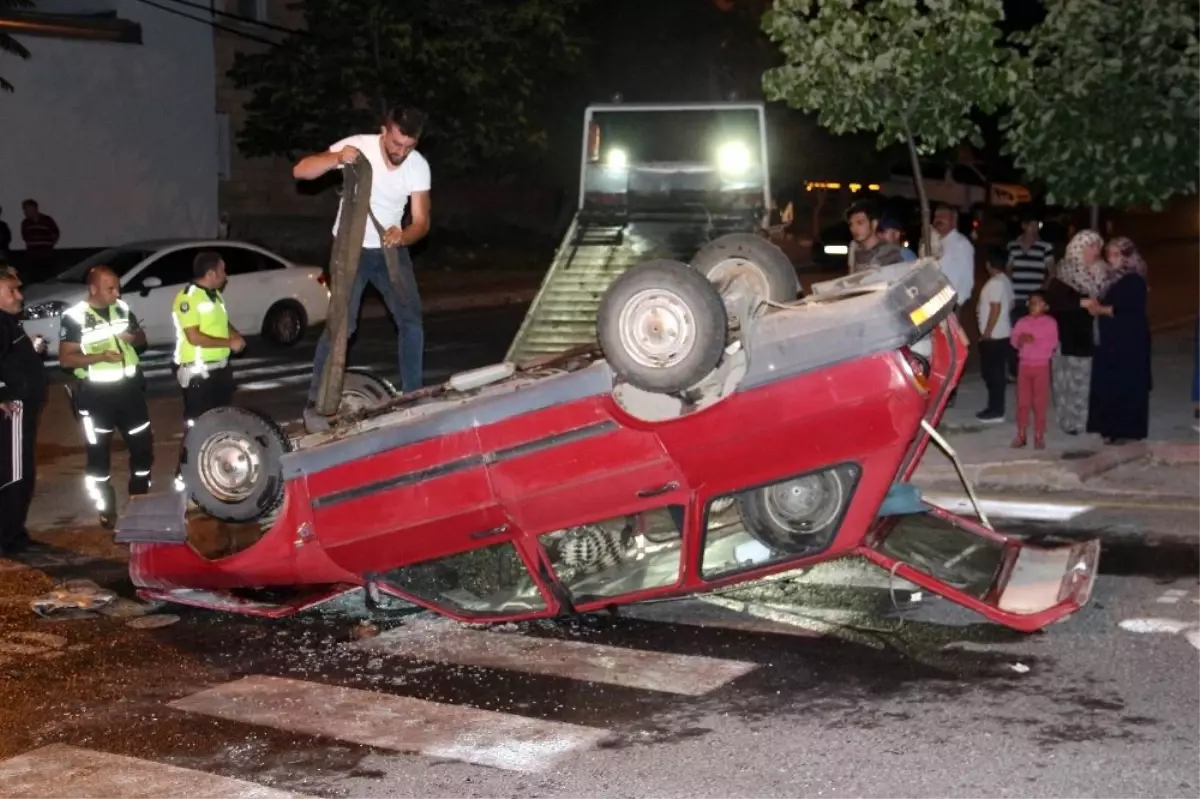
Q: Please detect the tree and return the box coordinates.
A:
[760,0,1023,252]
[229,0,590,176]
[1001,0,1200,221]
[0,0,33,93]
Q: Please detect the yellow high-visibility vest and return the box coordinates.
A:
[64,300,139,383]
[172,283,230,366]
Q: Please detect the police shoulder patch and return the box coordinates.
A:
[179,301,189,313]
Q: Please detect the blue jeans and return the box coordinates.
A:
[309,247,424,399]
[1192,319,1199,404]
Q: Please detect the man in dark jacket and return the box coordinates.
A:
[0,266,47,555]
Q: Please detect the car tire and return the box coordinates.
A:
[691,233,800,312]
[262,301,307,347]
[339,370,398,414]
[597,259,728,394]
[735,468,852,556]
[181,406,290,523]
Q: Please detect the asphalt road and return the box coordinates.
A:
[5,299,1197,798]
[0,499,1197,798]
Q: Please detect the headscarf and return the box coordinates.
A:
[1054,229,1106,297]
[1099,236,1148,294]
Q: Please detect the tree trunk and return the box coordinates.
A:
[902,119,931,257]
[1089,203,1100,231]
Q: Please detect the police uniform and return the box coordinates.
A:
[0,308,46,554]
[172,282,235,423]
[60,300,153,526]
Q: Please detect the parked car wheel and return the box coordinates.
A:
[181,406,290,523]
[598,259,728,394]
[691,233,800,320]
[735,468,850,555]
[339,370,398,414]
[262,300,307,347]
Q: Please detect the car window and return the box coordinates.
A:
[214,246,259,276]
[539,505,686,604]
[136,249,197,287]
[55,247,153,283]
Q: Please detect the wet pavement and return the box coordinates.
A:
[0,519,1196,798]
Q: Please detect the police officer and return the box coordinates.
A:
[0,265,47,554]
[171,251,245,489]
[58,266,152,530]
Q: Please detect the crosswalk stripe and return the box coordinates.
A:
[0,743,307,799]
[355,617,758,695]
[168,674,611,773]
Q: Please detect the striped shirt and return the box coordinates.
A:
[1006,237,1054,302]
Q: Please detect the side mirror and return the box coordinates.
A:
[139,276,162,296]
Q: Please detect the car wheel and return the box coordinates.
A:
[181,406,290,523]
[597,259,728,394]
[262,301,307,347]
[736,468,851,555]
[339,370,398,414]
[691,233,800,322]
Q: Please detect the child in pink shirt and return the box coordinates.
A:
[1009,292,1059,449]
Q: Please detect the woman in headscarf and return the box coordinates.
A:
[1084,236,1152,444]
[1045,230,1105,434]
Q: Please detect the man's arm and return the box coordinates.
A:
[397,191,431,247]
[293,139,359,180]
[58,316,121,369]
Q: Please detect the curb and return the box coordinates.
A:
[915,440,1199,492]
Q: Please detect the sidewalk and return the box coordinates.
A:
[913,325,1199,496]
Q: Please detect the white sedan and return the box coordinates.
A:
[21,239,331,358]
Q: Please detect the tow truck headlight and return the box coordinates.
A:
[823,244,849,256]
[24,300,68,319]
[605,148,628,168]
[716,141,751,175]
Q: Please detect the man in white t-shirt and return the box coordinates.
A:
[975,246,1015,423]
[292,106,432,399]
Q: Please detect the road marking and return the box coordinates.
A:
[355,617,757,695]
[0,743,306,798]
[1156,589,1189,604]
[921,494,1093,522]
[169,675,611,773]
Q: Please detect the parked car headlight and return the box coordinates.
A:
[24,301,69,319]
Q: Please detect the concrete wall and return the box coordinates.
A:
[0,0,218,249]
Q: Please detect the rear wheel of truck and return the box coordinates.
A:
[598,259,728,394]
[736,467,852,556]
[182,406,290,523]
[691,233,800,322]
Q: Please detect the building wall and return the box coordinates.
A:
[213,2,336,263]
[0,0,218,249]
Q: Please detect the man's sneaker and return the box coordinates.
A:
[303,403,332,434]
[99,512,117,531]
[976,410,1005,424]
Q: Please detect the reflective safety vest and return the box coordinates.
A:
[172,284,230,366]
[65,301,140,383]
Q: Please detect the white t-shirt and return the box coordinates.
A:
[938,229,976,306]
[976,273,1014,340]
[328,134,431,249]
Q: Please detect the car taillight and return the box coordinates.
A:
[897,346,930,394]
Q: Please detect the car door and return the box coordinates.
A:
[121,247,201,348]
[211,245,276,334]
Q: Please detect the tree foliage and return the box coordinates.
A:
[760,0,1023,246]
[1001,0,1200,210]
[229,0,589,175]
[0,0,34,93]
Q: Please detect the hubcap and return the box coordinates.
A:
[339,388,377,414]
[198,433,261,502]
[273,310,301,342]
[764,473,843,534]
[618,288,697,369]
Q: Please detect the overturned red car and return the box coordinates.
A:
[115,242,1098,634]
